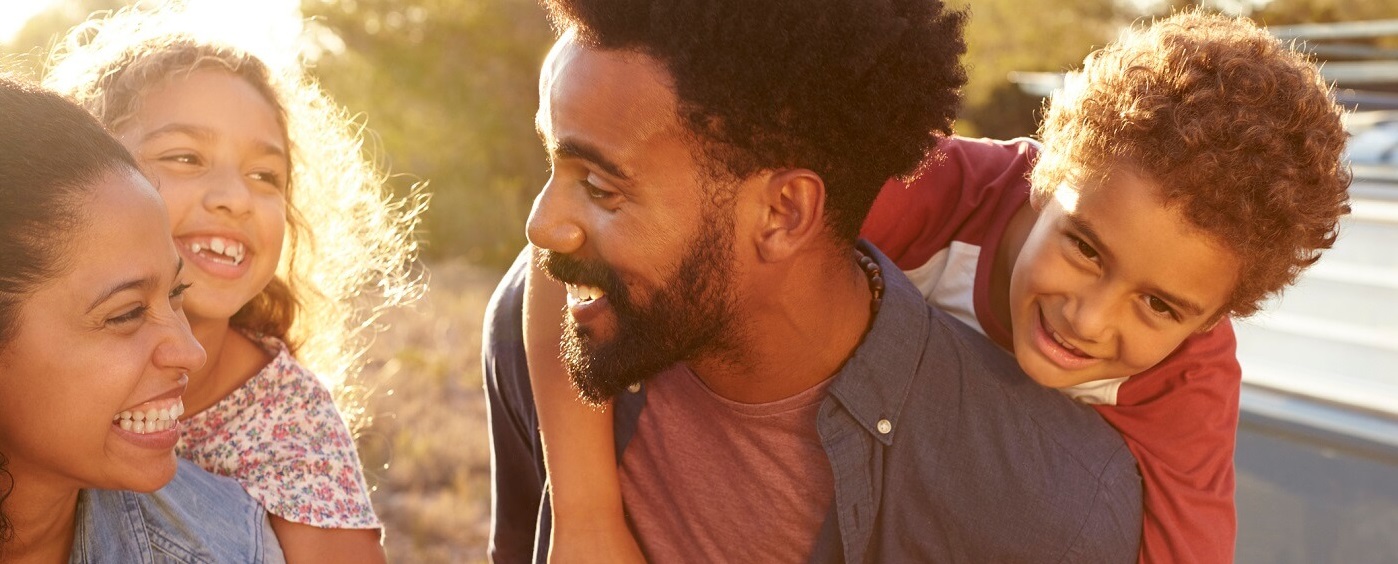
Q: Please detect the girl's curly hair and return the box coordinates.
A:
[1032,11,1351,318]
[44,3,426,429]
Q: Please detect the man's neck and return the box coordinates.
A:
[690,247,874,403]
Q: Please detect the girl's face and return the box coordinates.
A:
[0,170,205,494]
[116,68,289,324]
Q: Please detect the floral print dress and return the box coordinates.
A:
[176,335,380,529]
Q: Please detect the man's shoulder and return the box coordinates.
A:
[910,305,1137,479]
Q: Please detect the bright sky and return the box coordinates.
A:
[0,0,302,53]
[0,0,56,43]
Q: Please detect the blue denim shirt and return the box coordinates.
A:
[71,459,285,564]
[485,242,1143,562]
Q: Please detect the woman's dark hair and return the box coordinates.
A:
[0,75,140,550]
[544,0,968,242]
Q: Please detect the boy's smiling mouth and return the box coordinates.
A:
[1033,307,1102,371]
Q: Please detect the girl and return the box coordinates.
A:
[0,76,278,563]
[524,12,1350,563]
[45,5,423,561]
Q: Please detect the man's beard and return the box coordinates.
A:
[536,210,741,405]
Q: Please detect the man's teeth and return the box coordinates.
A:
[565,283,606,305]
[188,237,246,265]
[113,399,185,434]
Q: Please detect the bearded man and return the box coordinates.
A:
[484,1,1143,562]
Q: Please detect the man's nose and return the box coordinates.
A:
[526,178,585,254]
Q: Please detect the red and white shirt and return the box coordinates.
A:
[862,136,1239,564]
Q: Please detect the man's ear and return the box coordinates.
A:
[753,168,825,263]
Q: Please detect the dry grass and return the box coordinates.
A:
[354,259,505,563]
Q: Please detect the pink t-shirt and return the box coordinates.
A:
[619,364,835,563]
[176,335,381,529]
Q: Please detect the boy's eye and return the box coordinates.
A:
[1145,295,1177,318]
[1069,234,1099,260]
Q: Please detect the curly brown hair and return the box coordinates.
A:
[543,0,968,242]
[45,5,426,430]
[1032,10,1351,318]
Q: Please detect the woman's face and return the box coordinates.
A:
[116,68,289,323]
[0,169,206,493]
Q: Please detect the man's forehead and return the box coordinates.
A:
[536,33,681,152]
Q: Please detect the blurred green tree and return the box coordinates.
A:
[303,0,554,265]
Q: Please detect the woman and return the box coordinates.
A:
[0,77,281,563]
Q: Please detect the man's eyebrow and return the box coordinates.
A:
[143,123,286,160]
[553,139,633,182]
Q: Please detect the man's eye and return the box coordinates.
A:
[582,179,612,199]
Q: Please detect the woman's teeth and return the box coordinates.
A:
[113,399,185,434]
[565,283,605,306]
[188,237,246,265]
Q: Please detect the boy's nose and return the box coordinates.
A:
[526,179,584,255]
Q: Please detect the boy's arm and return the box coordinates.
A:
[524,255,645,564]
[1092,320,1241,564]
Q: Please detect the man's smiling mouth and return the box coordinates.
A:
[565,283,606,306]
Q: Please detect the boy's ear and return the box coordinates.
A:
[753,168,825,263]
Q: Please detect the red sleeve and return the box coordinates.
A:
[860,137,1037,271]
[1093,320,1240,564]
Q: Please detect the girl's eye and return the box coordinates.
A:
[1145,295,1178,320]
[249,171,284,188]
[160,153,200,166]
[1069,234,1099,260]
[106,306,149,326]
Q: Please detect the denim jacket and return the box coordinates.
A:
[485,242,1143,562]
[71,458,285,564]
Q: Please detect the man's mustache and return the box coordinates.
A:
[534,248,622,298]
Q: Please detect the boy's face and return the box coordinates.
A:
[1009,169,1239,388]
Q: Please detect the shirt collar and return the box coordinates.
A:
[824,240,931,445]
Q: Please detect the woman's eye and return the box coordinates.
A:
[1069,234,1099,260]
[169,282,192,307]
[106,306,149,326]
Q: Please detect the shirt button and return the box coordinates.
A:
[628,382,642,394]
[877,419,892,434]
